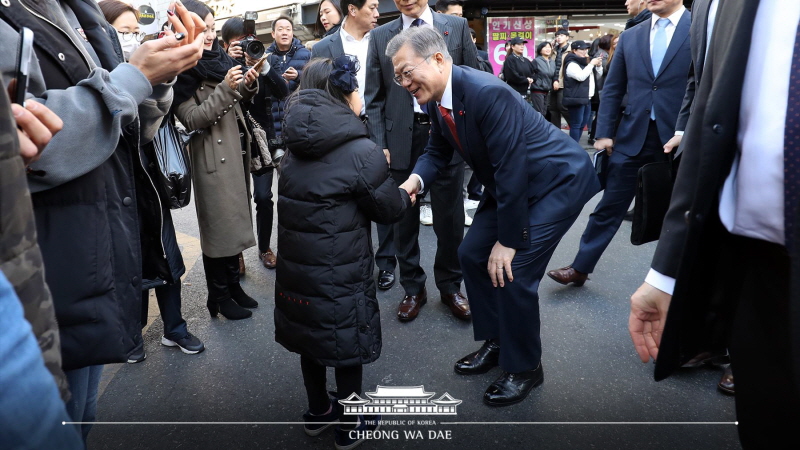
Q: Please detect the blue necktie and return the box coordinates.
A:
[411,18,425,27]
[784,20,800,246]
[651,18,670,120]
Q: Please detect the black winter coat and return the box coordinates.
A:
[266,38,312,137]
[502,53,535,95]
[2,0,145,370]
[275,90,409,367]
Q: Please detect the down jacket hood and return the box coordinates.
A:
[283,89,369,160]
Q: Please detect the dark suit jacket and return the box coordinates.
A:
[310,28,344,60]
[653,0,800,388]
[675,0,713,133]
[653,0,714,275]
[364,10,478,170]
[596,9,692,156]
[413,66,600,250]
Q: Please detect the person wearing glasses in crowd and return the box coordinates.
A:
[99,0,145,61]
[392,26,598,407]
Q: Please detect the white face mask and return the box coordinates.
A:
[117,32,140,61]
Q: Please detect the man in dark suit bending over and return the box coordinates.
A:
[393,27,599,406]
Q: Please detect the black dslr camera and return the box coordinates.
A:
[239,11,265,61]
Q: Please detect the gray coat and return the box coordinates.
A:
[531,56,555,92]
[175,80,258,258]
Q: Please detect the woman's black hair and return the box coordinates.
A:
[598,34,614,52]
[589,38,601,58]
[315,0,343,37]
[182,0,213,19]
[536,41,552,57]
[285,57,354,114]
[303,58,350,103]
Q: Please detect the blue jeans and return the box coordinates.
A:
[142,283,188,341]
[567,103,592,142]
[65,365,104,443]
[0,271,83,450]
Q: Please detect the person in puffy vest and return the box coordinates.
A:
[561,40,603,142]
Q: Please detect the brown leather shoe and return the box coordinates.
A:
[238,253,246,276]
[717,365,734,395]
[546,266,589,286]
[397,287,427,322]
[441,291,471,320]
[260,248,277,269]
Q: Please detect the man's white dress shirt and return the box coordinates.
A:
[340,19,371,115]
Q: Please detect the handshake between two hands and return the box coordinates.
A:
[399,176,419,205]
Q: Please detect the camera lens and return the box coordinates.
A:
[245,40,265,59]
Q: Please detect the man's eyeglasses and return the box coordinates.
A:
[118,31,146,42]
[392,54,432,86]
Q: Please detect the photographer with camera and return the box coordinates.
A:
[266,16,311,148]
[222,15,290,271]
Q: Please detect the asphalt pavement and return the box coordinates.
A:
[87,137,740,450]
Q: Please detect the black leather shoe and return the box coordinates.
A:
[378,270,395,290]
[483,364,544,407]
[623,209,635,221]
[454,340,500,375]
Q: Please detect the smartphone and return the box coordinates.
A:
[252,55,268,73]
[14,27,34,105]
[142,32,160,42]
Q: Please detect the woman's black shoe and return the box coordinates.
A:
[226,255,258,308]
[207,299,252,320]
[230,284,258,308]
[483,364,544,407]
[454,340,500,375]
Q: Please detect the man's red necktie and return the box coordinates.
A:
[438,105,463,152]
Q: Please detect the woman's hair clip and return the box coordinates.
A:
[329,54,360,94]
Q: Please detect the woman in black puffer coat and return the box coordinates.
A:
[275,56,409,438]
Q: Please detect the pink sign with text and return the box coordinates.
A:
[486,17,539,75]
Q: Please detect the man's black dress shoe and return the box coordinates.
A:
[454,340,500,375]
[483,364,544,407]
[378,270,395,290]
